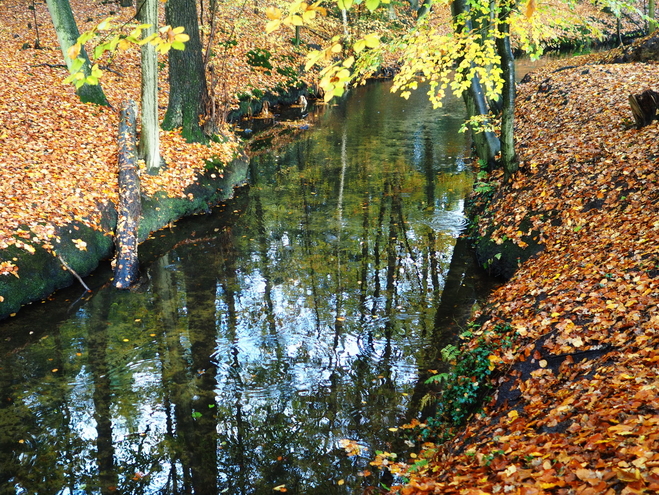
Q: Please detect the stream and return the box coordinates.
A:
[0,81,497,494]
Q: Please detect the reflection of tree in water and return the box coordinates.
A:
[0,80,484,494]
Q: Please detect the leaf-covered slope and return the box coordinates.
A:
[0,0,243,275]
[386,58,659,494]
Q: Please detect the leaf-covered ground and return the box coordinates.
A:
[381,54,659,494]
[0,0,333,276]
[0,0,640,277]
[2,2,658,491]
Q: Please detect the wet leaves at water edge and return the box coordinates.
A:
[381,56,659,494]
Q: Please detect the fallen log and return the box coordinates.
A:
[629,89,659,129]
[114,99,142,288]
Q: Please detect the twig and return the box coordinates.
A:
[57,254,92,292]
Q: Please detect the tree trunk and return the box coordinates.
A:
[161,0,208,143]
[417,0,433,20]
[629,89,659,128]
[496,4,518,179]
[45,0,109,106]
[114,100,142,289]
[137,0,160,172]
[650,0,657,34]
[451,0,500,169]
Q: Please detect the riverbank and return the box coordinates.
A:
[0,0,646,320]
[383,50,659,493]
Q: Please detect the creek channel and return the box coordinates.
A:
[0,80,502,494]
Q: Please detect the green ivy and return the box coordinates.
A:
[422,323,513,441]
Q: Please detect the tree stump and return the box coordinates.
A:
[114,99,142,288]
[629,89,659,129]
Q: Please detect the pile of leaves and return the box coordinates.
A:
[378,56,659,494]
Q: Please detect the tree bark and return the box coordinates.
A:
[45,0,109,106]
[417,0,433,20]
[650,0,657,34]
[161,0,208,143]
[629,89,659,128]
[451,0,500,169]
[137,0,160,172]
[114,100,142,289]
[496,3,519,179]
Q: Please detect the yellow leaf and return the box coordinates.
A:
[266,19,281,34]
[331,43,342,53]
[72,239,87,251]
[273,485,287,492]
[67,43,81,60]
[615,467,642,482]
[302,9,316,22]
[353,39,366,53]
[266,6,282,19]
[364,33,380,48]
[525,0,536,18]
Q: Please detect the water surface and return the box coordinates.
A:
[0,81,484,494]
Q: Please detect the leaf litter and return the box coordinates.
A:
[381,53,659,494]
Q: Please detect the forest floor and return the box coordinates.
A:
[2,1,659,493]
[380,48,659,495]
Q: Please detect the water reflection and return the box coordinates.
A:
[0,81,479,494]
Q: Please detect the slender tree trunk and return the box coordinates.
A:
[162,0,208,143]
[496,4,518,179]
[451,0,500,169]
[137,0,160,172]
[45,0,109,106]
[650,0,657,33]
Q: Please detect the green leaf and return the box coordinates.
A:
[69,57,85,74]
[171,41,186,51]
[94,43,108,59]
[365,0,380,11]
[425,373,450,384]
[78,31,95,45]
[97,18,113,31]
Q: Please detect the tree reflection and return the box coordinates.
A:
[0,81,485,494]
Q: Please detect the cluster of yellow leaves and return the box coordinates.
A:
[265,1,327,34]
[393,27,502,108]
[384,55,659,494]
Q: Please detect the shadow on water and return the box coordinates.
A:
[0,80,497,494]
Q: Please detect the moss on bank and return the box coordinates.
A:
[0,154,249,321]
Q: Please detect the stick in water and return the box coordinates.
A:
[57,254,91,292]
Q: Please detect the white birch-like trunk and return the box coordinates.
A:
[138,0,160,172]
[45,0,109,105]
